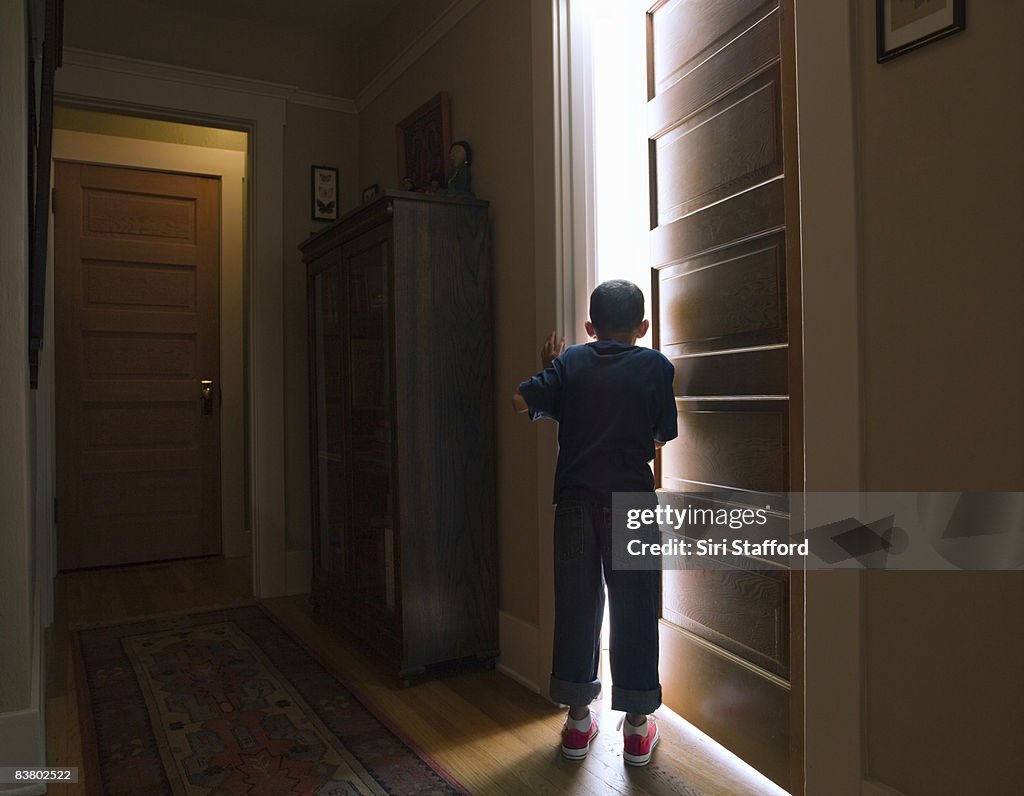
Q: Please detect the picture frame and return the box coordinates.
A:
[395,92,451,191]
[362,183,380,203]
[311,165,338,221]
[877,0,965,63]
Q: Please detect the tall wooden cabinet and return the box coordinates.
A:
[300,191,498,680]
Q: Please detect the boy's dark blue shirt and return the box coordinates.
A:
[518,339,678,503]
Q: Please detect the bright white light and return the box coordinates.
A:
[591,0,653,346]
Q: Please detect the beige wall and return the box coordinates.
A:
[356,0,453,91]
[283,104,362,552]
[63,0,360,98]
[0,0,33,718]
[357,0,543,630]
[855,1,1024,793]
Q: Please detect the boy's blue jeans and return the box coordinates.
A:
[548,495,662,715]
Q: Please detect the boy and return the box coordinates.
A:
[512,279,677,766]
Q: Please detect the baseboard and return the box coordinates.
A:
[285,548,311,597]
[0,705,45,794]
[496,610,540,693]
[0,589,46,794]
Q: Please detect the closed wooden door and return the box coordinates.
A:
[55,162,222,570]
[647,0,803,790]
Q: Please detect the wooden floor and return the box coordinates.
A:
[45,557,788,795]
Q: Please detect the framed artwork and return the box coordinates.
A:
[877,0,965,62]
[311,165,338,221]
[395,92,451,191]
[362,183,380,202]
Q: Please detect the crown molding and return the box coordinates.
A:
[58,0,486,118]
[290,90,357,114]
[60,47,358,114]
[356,0,484,111]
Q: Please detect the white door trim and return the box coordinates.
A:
[793,0,864,793]
[54,51,291,598]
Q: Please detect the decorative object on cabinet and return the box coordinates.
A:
[312,165,338,220]
[396,91,451,191]
[443,140,473,196]
[300,190,497,683]
[876,0,965,62]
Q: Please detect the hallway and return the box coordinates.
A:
[45,557,784,795]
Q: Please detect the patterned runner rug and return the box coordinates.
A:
[74,603,467,795]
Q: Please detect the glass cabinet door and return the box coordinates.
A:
[312,265,347,579]
[345,245,396,615]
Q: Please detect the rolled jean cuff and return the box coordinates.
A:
[611,684,662,715]
[549,675,601,707]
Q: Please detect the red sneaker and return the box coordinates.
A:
[622,715,659,766]
[560,711,599,759]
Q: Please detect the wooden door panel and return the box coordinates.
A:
[648,0,801,789]
[56,162,220,570]
[82,261,198,310]
[84,402,197,448]
[670,347,789,397]
[659,624,790,775]
[82,189,198,242]
[83,470,200,516]
[656,235,786,352]
[654,67,783,223]
[80,238,200,265]
[648,7,781,136]
[78,309,199,336]
[81,380,197,402]
[649,0,775,96]
[663,568,788,675]
[83,333,197,379]
[662,403,788,492]
[651,178,785,266]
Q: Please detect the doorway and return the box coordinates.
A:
[48,114,249,571]
[578,0,804,791]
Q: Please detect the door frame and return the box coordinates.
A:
[551,0,863,792]
[48,49,292,603]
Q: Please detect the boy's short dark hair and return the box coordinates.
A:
[589,279,644,334]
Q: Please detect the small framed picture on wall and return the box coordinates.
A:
[877,0,966,63]
[362,184,380,203]
[311,165,338,221]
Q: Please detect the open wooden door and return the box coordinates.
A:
[55,161,222,570]
[647,0,803,790]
